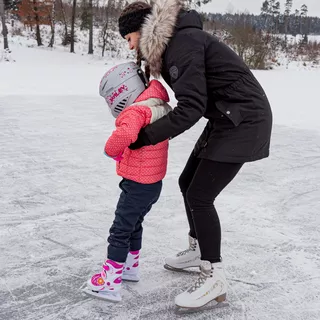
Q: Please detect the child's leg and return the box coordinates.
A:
[130,187,161,252]
[107,179,162,263]
[121,180,162,282]
[85,179,162,298]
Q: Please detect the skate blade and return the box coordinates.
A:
[82,287,121,302]
[164,264,200,274]
[122,274,140,282]
[175,298,228,315]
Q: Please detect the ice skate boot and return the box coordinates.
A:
[122,250,140,282]
[174,261,228,314]
[83,259,123,302]
[164,235,201,271]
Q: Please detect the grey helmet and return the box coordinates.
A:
[99,61,149,118]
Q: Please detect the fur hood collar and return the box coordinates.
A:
[139,0,184,78]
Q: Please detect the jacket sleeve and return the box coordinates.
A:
[105,109,146,157]
[144,36,207,145]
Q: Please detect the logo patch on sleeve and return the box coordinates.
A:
[169,66,179,79]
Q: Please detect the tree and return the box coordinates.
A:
[16,0,52,46]
[0,0,9,50]
[284,0,292,35]
[260,0,271,30]
[48,0,56,47]
[70,0,76,52]
[80,0,89,30]
[300,4,308,39]
[33,0,43,45]
[4,0,20,10]
[293,9,300,36]
[88,0,93,54]
[268,0,280,33]
[57,0,69,46]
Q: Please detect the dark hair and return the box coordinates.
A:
[137,49,151,82]
[118,2,152,38]
[119,1,152,81]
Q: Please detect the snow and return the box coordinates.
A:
[1,42,320,320]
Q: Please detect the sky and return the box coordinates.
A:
[202,0,320,17]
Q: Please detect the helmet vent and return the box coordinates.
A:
[114,98,128,114]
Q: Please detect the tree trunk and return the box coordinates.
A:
[48,0,56,47]
[33,0,43,46]
[0,0,9,50]
[70,0,77,53]
[101,4,110,57]
[58,0,68,44]
[88,0,93,54]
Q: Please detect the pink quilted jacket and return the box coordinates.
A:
[105,80,171,184]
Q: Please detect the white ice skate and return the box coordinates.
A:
[164,236,201,271]
[174,260,228,314]
[83,259,123,302]
[122,250,140,282]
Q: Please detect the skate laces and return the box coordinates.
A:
[187,267,212,293]
[176,241,197,257]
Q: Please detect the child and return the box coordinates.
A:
[83,62,171,302]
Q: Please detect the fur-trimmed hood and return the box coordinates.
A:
[139,0,187,78]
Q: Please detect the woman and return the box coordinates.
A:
[118,0,273,310]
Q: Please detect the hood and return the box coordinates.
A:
[139,0,202,78]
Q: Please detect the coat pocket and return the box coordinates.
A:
[215,100,243,127]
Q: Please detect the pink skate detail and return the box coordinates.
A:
[110,288,114,290]
[134,255,140,260]
[106,260,124,269]
[116,270,122,274]
[132,262,139,268]
[126,267,130,270]
[103,264,110,271]
[114,277,122,284]
[107,282,111,286]
[91,273,105,286]
[130,250,140,255]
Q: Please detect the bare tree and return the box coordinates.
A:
[33,0,43,46]
[70,0,76,52]
[48,0,56,47]
[0,0,9,50]
[57,0,69,45]
[88,0,93,54]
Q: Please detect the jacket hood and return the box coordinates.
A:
[139,0,202,78]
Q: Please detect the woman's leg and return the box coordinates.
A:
[185,160,243,262]
[178,152,202,239]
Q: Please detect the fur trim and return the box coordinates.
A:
[139,0,184,78]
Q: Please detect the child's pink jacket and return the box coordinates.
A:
[105,80,172,184]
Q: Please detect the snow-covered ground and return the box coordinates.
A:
[1,43,320,320]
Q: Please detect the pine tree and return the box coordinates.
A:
[293,9,300,36]
[260,0,271,30]
[300,4,308,42]
[284,0,292,35]
[80,0,89,30]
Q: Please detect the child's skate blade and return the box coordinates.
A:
[122,274,140,282]
[82,287,121,302]
[174,297,228,315]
